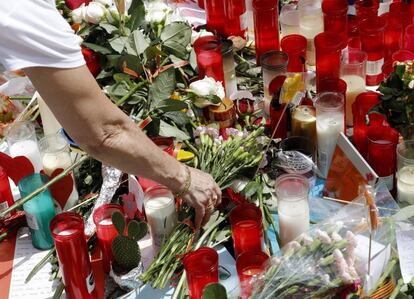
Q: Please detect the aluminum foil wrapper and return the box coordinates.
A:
[109,262,144,291]
[85,165,123,236]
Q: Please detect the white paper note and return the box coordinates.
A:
[396,229,414,284]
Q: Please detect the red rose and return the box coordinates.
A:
[226,188,247,205]
[81,47,101,77]
[235,98,255,114]
[65,0,91,10]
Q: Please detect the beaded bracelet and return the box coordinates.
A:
[173,166,191,198]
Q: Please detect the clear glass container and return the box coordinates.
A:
[280,4,300,37]
[222,39,238,97]
[397,140,414,171]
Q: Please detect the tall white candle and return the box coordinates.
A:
[341,75,366,126]
[9,140,43,173]
[398,166,414,204]
[42,152,72,176]
[38,95,62,135]
[279,199,309,246]
[299,14,324,66]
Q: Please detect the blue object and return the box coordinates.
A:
[19,174,56,250]
[59,128,80,149]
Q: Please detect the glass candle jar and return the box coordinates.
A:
[224,0,247,38]
[50,212,97,299]
[317,78,347,102]
[404,24,414,52]
[6,121,42,173]
[291,105,317,153]
[340,49,367,126]
[144,186,177,254]
[397,140,414,171]
[183,247,219,299]
[236,251,269,299]
[347,15,361,50]
[194,37,225,83]
[280,4,300,37]
[245,0,255,41]
[19,173,56,250]
[252,0,280,65]
[321,0,348,51]
[261,51,288,114]
[383,11,403,61]
[314,32,343,92]
[298,0,324,67]
[281,34,307,72]
[0,166,14,216]
[397,166,414,204]
[93,203,123,273]
[355,0,379,21]
[229,203,263,257]
[352,92,386,158]
[275,174,310,247]
[315,92,345,178]
[390,2,412,35]
[197,0,204,9]
[392,50,414,63]
[367,126,399,193]
[359,16,386,86]
[205,0,225,35]
[270,102,288,140]
[222,39,237,97]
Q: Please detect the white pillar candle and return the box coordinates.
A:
[341,75,366,127]
[38,95,62,135]
[398,166,414,204]
[299,4,324,67]
[9,140,43,173]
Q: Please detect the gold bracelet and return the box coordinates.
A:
[174,166,191,198]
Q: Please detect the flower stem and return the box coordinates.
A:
[115,79,148,106]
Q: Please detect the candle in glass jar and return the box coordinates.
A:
[224,0,247,38]
[291,105,317,151]
[321,0,348,51]
[398,166,414,204]
[194,37,225,83]
[280,4,300,38]
[341,75,366,126]
[144,186,177,254]
[222,40,238,97]
[205,0,225,35]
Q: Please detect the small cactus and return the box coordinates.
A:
[111,211,148,273]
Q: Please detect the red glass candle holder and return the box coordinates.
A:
[194,37,225,83]
[352,92,387,158]
[270,102,288,140]
[404,24,414,52]
[0,166,14,215]
[390,2,412,36]
[383,12,403,61]
[348,15,361,50]
[359,17,386,86]
[93,204,123,273]
[281,34,307,72]
[252,0,280,65]
[382,60,394,79]
[50,212,97,299]
[183,247,219,299]
[314,32,343,92]
[205,0,225,35]
[224,0,247,38]
[229,203,263,257]
[198,0,205,9]
[355,0,379,21]
[367,126,399,193]
[236,251,269,299]
[392,49,414,63]
[322,0,348,50]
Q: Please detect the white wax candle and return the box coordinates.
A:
[398,166,414,204]
[317,113,344,177]
[9,140,43,173]
[341,75,366,126]
[144,196,177,252]
[57,228,78,236]
[279,199,310,246]
[299,14,324,66]
[38,96,62,135]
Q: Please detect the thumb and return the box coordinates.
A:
[194,205,205,231]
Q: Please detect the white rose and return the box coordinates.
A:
[189,76,225,107]
[85,2,106,24]
[145,2,171,24]
[71,3,87,23]
[191,29,214,45]
[94,0,112,7]
[105,5,119,23]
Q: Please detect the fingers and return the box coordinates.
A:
[214,185,222,206]
[194,204,205,230]
[202,205,212,227]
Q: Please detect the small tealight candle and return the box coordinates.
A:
[398,166,414,204]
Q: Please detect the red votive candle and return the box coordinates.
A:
[198,0,204,9]
[367,126,399,193]
[392,49,414,63]
[229,203,263,257]
[93,204,123,273]
[0,166,14,215]
[50,212,97,299]
[183,247,219,299]
[383,11,403,61]
[236,251,269,299]
[281,34,307,72]
[348,15,361,50]
[314,32,343,92]
[352,92,387,158]
[322,0,348,50]
[224,0,247,38]
[405,24,414,52]
[355,0,379,21]
[390,2,413,36]
[205,0,225,35]
[252,0,280,65]
[359,16,386,86]
[194,37,225,83]
[382,60,394,80]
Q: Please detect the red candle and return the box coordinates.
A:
[229,203,263,257]
[252,0,280,65]
[205,0,225,35]
[390,2,413,37]
[314,32,342,92]
[359,17,386,86]
[50,212,97,299]
[322,0,348,50]
[383,11,403,61]
[224,0,247,38]
[270,102,288,139]
[355,0,379,21]
[0,166,15,215]
[236,251,269,299]
[281,34,307,72]
[404,24,414,52]
[352,92,387,158]
[93,204,123,273]
[367,126,399,193]
[183,247,219,299]
[194,37,225,83]
[198,0,205,9]
[347,15,361,50]
[392,49,414,63]
[382,60,394,79]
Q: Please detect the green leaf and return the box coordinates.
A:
[106,81,130,97]
[112,211,125,236]
[106,54,122,68]
[149,68,176,109]
[163,111,191,127]
[143,46,163,65]
[100,23,118,34]
[202,283,228,299]
[132,30,150,55]
[243,181,260,198]
[160,22,191,60]
[128,0,145,30]
[155,99,188,112]
[109,36,129,54]
[82,42,112,55]
[127,220,148,241]
[119,54,143,74]
[113,73,132,83]
[159,120,189,140]
[96,69,113,80]
[189,49,197,70]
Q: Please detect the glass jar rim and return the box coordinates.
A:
[183,247,218,274]
[18,173,49,195]
[229,203,262,225]
[252,0,277,10]
[281,34,307,54]
[93,203,124,224]
[221,39,234,56]
[39,133,70,154]
[5,120,36,142]
[367,126,399,146]
[314,32,343,52]
[260,51,289,72]
[397,140,414,162]
[50,212,84,241]
[341,49,368,65]
[322,0,348,14]
[275,174,309,202]
[314,92,344,111]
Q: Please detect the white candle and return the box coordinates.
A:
[42,152,72,176]
[341,75,366,126]
[9,140,43,173]
[144,195,177,252]
[398,166,414,204]
[299,14,324,66]
[99,218,113,226]
[317,113,344,177]
[279,199,310,246]
[38,95,62,135]
[57,228,78,236]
